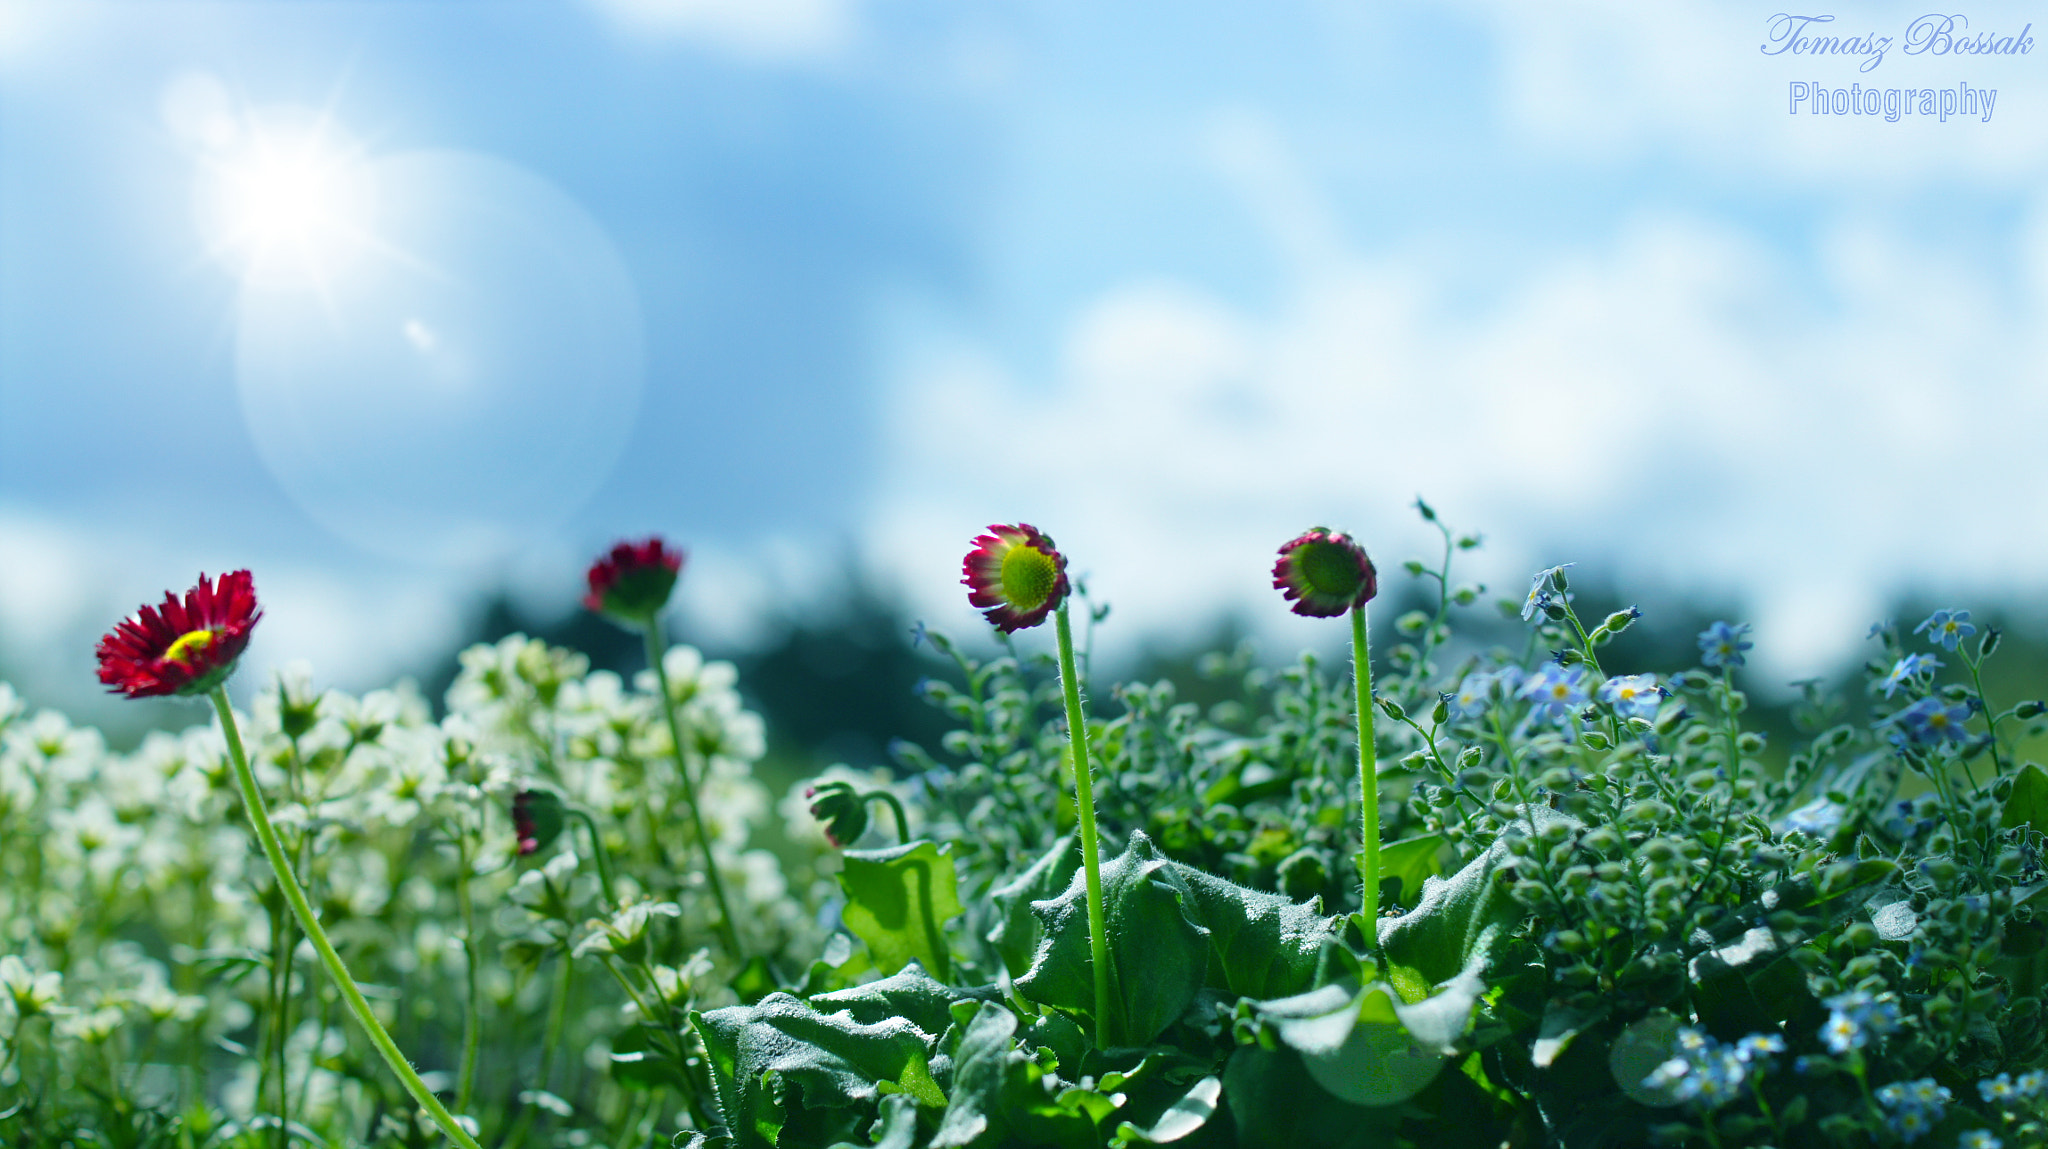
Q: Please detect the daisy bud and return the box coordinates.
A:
[806,780,869,849]
[512,790,566,857]
[97,571,262,699]
[583,537,684,631]
[1271,528,1377,618]
[961,524,1070,633]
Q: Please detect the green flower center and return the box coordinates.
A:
[1299,542,1362,598]
[163,629,215,665]
[999,543,1058,609]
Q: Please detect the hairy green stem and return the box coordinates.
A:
[210,688,481,1149]
[643,626,746,963]
[1054,604,1113,1045]
[870,790,912,846]
[1963,647,2008,777]
[566,808,620,911]
[455,834,480,1117]
[1353,604,1380,938]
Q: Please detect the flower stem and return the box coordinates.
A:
[567,807,621,911]
[1353,603,1380,939]
[1054,604,1113,1046]
[209,687,481,1149]
[454,834,480,1117]
[643,626,746,964]
[869,790,912,846]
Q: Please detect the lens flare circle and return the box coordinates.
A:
[235,150,645,564]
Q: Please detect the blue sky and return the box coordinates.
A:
[5,0,2048,719]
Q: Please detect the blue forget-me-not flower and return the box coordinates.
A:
[1915,608,1976,651]
[1882,653,1942,698]
[1597,673,1663,719]
[1519,663,1588,723]
[1699,621,1752,669]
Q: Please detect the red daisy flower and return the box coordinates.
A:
[96,571,262,699]
[584,537,684,628]
[962,523,1070,633]
[1273,528,1377,618]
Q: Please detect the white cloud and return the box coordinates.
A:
[0,504,468,722]
[869,115,2048,684]
[1447,0,2048,183]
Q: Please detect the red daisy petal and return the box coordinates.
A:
[584,536,685,628]
[97,571,262,699]
[961,522,1070,633]
[1273,528,1377,618]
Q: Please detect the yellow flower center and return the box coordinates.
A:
[999,543,1058,609]
[1929,712,1950,729]
[163,629,216,665]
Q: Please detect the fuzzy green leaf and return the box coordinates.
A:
[1376,827,1523,985]
[839,840,964,982]
[1222,1046,1408,1149]
[1014,832,1338,1044]
[930,1002,1099,1149]
[1014,833,1210,1045]
[1174,863,1337,1001]
[1112,1075,1221,1146]
[1377,833,1449,908]
[988,835,1082,979]
[695,994,943,1149]
[2004,762,2048,835]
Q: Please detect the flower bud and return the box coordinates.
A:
[1273,529,1378,618]
[1376,695,1407,722]
[583,538,684,631]
[512,790,566,858]
[806,780,869,848]
[1602,607,1641,635]
[2018,700,2047,720]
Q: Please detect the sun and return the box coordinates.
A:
[193,104,379,291]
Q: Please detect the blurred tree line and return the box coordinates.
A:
[417,571,2048,805]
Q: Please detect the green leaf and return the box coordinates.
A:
[695,994,944,1149]
[930,1002,1097,1149]
[608,1022,688,1091]
[1254,836,1514,1112]
[988,835,1082,979]
[809,963,993,1037]
[1174,863,1337,1001]
[1256,966,1486,1110]
[1377,833,1448,908]
[839,840,964,982]
[1015,833,1210,1045]
[827,1093,920,1149]
[1376,824,1524,986]
[1015,832,1342,1044]
[1111,1076,1220,1146]
[1221,1046,1409,1149]
[2004,762,2048,834]
[1530,999,1609,1069]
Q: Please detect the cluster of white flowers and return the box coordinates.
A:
[0,635,821,1142]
